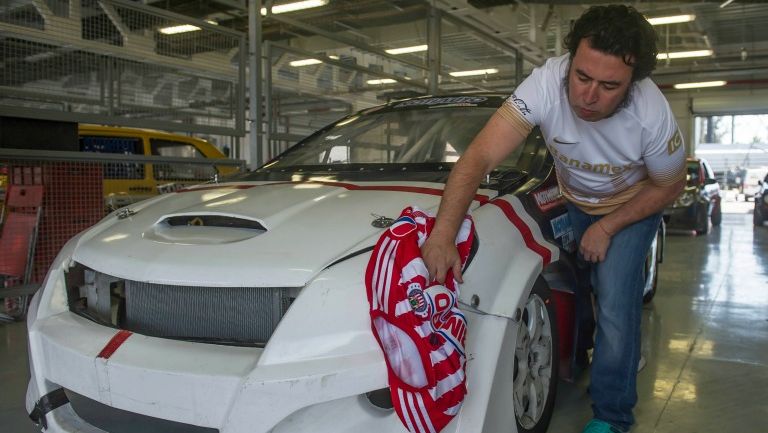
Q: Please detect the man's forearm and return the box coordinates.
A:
[431,114,528,241]
[599,179,685,235]
[431,152,489,240]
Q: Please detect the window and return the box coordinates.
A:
[79,136,144,179]
[686,161,702,186]
[150,139,215,181]
[695,114,768,145]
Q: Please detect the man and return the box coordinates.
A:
[421,5,686,433]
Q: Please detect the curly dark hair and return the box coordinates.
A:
[564,5,658,82]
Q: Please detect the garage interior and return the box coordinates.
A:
[1,1,768,433]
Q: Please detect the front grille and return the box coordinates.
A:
[66,264,298,346]
[124,282,293,345]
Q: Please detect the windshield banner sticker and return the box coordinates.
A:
[395,96,488,108]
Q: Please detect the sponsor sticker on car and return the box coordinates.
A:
[550,213,575,252]
[534,185,565,212]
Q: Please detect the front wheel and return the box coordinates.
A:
[696,206,711,235]
[710,199,722,227]
[514,279,558,433]
[755,205,765,226]
[642,226,663,304]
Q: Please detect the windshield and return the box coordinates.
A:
[264,107,522,170]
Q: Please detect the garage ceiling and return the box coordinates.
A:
[1,0,766,139]
[146,0,768,88]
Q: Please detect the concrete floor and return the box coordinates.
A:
[2,211,767,433]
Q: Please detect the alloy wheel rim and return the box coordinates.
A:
[513,293,553,429]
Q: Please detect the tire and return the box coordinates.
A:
[642,228,661,304]
[710,199,722,227]
[695,207,711,235]
[514,279,559,433]
[755,206,765,226]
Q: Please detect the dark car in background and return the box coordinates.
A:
[754,173,768,226]
[664,157,721,235]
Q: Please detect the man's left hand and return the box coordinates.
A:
[580,222,612,262]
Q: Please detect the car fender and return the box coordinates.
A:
[460,196,559,319]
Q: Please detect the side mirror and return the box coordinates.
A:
[759,180,763,186]
[704,178,718,186]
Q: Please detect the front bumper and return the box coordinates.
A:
[26,312,397,433]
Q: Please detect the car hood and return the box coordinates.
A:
[73,181,494,287]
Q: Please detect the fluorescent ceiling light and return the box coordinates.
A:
[647,14,695,26]
[720,0,736,8]
[159,24,201,35]
[289,58,322,67]
[657,49,713,60]
[24,51,56,62]
[673,81,727,90]
[159,20,216,35]
[328,55,340,60]
[261,0,329,15]
[385,45,428,55]
[367,79,397,85]
[449,68,499,77]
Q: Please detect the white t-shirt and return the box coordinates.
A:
[497,54,686,215]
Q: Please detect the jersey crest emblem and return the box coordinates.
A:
[407,284,428,315]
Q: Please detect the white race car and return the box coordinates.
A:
[26,95,662,433]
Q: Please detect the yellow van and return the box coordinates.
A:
[78,125,237,209]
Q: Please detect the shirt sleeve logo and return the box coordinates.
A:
[509,94,532,115]
[667,130,683,155]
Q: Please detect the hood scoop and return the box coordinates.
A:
[162,214,267,231]
[143,213,268,245]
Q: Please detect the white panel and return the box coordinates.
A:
[692,94,768,115]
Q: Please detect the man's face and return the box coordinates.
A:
[567,38,634,122]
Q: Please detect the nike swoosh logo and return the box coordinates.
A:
[553,137,578,144]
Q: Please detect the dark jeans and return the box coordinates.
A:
[566,203,661,431]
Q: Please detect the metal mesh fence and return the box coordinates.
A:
[0,0,245,135]
[0,151,245,291]
[264,41,429,157]
[259,6,527,161]
[438,18,520,93]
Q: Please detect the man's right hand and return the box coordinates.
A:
[421,234,464,284]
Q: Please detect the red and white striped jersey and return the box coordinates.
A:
[366,207,474,433]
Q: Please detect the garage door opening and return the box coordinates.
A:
[694,114,768,213]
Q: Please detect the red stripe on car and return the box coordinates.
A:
[489,199,552,266]
[97,330,133,359]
